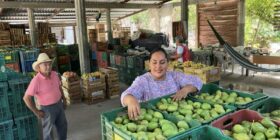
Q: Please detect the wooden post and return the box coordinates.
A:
[75,0,90,73]
[237,0,245,46]
[181,0,188,43]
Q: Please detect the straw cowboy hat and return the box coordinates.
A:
[32,53,52,72]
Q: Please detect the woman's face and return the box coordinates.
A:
[149,51,168,80]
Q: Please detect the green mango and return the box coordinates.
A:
[201,103,211,110]
[178,127,185,132]
[127,123,137,132]
[141,108,147,114]
[183,104,194,110]
[271,110,280,116]
[153,111,164,119]
[161,98,168,104]
[147,109,154,115]
[221,93,229,101]
[226,97,235,103]
[115,116,123,124]
[136,133,148,140]
[261,117,277,129]
[210,110,219,118]
[216,90,222,94]
[179,109,189,115]
[214,104,226,114]
[241,121,251,130]
[252,122,267,133]
[175,115,185,120]
[233,124,247,133]
[205,95,214,101]
[167,105,178,112]
[177,121,189,129]
[196,109,203,115]
[253,132,266,140]
[140,120,149,125]
[233,133,250,140]
[184,115,192,122]
[147,132,156,140]
[267,138,280,140]
[144,114,153,121]
[222,130,232,136]
[265,128,277,139]
[137,125,147,132]
[200,110,210,118]
[193,102,201,109]
[230,92,238,98]
[244,97,253,102]
[123,118,130,124]
[158,103,168,111]
[163,130,178,138]
[147,122,158,131]
[155,134,167,140]
[167,98,172,103]
[151,118,159,123]
[278,129,280,137]
[154,128,162,134]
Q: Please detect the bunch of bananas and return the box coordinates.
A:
[81,71,102,80]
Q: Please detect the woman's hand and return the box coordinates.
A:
[123,95,141,120]
[172,85,197,101]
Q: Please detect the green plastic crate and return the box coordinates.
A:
[109,53,116,66]
[101,103,200,140]
[0,115,39,140]
[177,125,232,140]
[8,78,33,118]
[56,45,69,55]
[126,56,136,69]
[148,94,236,124]
[0,55,5,67]
[0,50,19,64]
[0,82,11,121]
[249,97,280,119]
[189,83,268,109]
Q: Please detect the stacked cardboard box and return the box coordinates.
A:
[100,67,120,98]
[0,23,11,46]
[61,72,82,105]
[88,29,97,43]
[81,72,106,104]
[96,23,106,42]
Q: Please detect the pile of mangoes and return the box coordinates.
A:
[222,118,280,140]
[112,108,191,139]
[155,98,231,123]
[263,109,280,121]
[194,90,253,105]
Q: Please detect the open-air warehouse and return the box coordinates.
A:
[0,0,280,139]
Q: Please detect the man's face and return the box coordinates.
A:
[38,62,52,74]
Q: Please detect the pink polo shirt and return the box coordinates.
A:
[25,71,62,106]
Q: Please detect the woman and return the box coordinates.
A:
[121,47,202,120]
[171,36,191,62]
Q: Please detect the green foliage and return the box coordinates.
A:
[245,0,280,48]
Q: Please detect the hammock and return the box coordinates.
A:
[207,20,280,72]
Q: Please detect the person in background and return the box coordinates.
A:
[121,47,202,120]
[171,36,191,62]
[23,53,68,140]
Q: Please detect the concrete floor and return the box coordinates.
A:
[64,70,280,140]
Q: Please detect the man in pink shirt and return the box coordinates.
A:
[23,53,67,140]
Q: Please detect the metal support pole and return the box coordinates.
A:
[75,0,90,73]
[237,0,245,46]
[27,8,37,47]
[181,0,188,43]
[106,8,113,44]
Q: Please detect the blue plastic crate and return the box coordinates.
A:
[8,78,33,118]
[20,60,35,73]
[0,115,39,140]
[19,49,39,61]
[0,82,10,121]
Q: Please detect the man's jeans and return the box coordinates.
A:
[41,101,67,140]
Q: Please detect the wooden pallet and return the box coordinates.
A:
[83,94,106,105]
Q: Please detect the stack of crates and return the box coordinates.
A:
[19,48,39,73]
[0,48,20,72]
[0,68,39,140]
[56,45,71,74]
[40,46,58,71]
[99,67,120,99]
[61,74,82,105]
[97,51,108,68]
[82,72,106,105]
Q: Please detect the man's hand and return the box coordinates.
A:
[35,110,45,118]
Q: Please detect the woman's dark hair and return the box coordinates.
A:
[175,36,185,44]
[149,47,169,61]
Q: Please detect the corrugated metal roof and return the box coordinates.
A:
[0,0,168,23]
